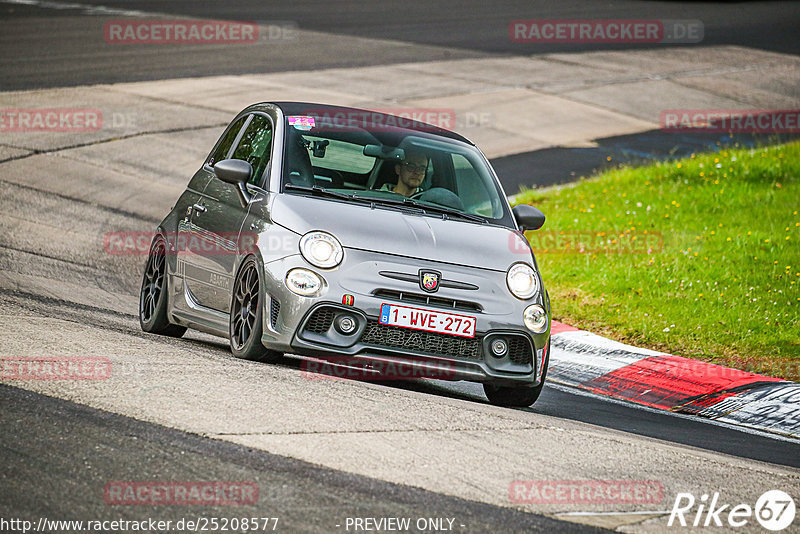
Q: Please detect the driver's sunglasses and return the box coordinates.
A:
[401,161,428,173]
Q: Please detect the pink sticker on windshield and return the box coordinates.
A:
[288,116,315,130]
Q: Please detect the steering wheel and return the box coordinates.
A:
[412,187,465,211]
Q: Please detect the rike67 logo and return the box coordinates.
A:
[669,490,795,531]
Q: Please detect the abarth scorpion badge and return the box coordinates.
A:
[419,270,441,293]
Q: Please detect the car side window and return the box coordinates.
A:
[231,114,273,186]
[207,116,248,166]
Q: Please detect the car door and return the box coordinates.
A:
[178,114,250,312]
[183,113,274,312]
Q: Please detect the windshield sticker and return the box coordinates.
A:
[288,116,315,130]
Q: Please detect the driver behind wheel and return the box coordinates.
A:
[379,151,428,197]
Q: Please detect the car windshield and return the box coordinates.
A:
[281,112,514,227]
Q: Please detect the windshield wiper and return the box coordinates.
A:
[284,184,356,201]
[355,195,419,208]
[346,194,427,214]
[285,185,427,215]
[412,203,487,223]
[285,185,424,213]
[285,185,486,223]
[361,195,486,222]
[370,196,486,223]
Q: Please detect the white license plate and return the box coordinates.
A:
[379,303,476,338]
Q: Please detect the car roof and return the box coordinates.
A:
[259,101,474,145]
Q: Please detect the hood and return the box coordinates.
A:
[270,194,530,272]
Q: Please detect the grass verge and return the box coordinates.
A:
[513,141,800,381]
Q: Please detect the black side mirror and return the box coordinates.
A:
[513,204,546,231]
[214,159,253,204]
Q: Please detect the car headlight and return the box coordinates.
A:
[506,263,539,299]
[524,304,548,333]
[299,231,343,269]
[286,268,323,296]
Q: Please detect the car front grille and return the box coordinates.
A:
[372,289,482,312]
[360,320,482,361]
[300,307,532,368]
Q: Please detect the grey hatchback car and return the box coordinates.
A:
[139,102,551,407]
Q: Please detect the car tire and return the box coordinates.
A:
[139,236,187,338]
[229,257,282,363]
[483,382,545,407]
[483,350,549,407]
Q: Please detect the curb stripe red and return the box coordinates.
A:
[548,322,797,437]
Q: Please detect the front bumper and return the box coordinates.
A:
[259,251,550,386]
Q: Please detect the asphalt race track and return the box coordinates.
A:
[3,0,800,90]
[1,1,799,533]
[0,385,593,533]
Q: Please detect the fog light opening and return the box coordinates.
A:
[335,313,358,335]
[490,338,508,358]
